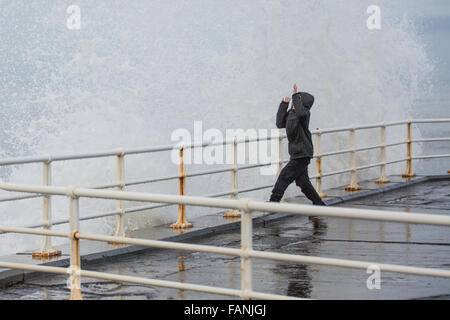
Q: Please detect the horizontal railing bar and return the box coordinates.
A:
[385,140,409,147]
[79,231,450,279]
[28,205,170,230]
[2,183,450,227]
[320,145,379,158]
[354,162,383,171]
[122,144,176,155]
[1,190,252,234]
[385,120,413,127]
[0,262,69,275]
[126,134,287,156]
[247,291,303,300]
[0,186,262,233]
[318,141,408,159]
[237,160,290,171]
[412,138,450,143]
[0,119,446,167]
[412,118,450,124]
[0,156,50,166]
[313,120,409,135]
[385,157,409,165]
[1,192,236,234]
[320,148,353,157]
[0,261,244,298]
[0,225,69,237]
[78,232,450,279]
[186,167,233,178]
[316,157,407,178]
[247,201,450,227]
[2,148,389,199]
[208,190,235,198]
[237,163,270,171]
[0,193,43,203]
[88,182,122,190]
[1,186,270,234]
[50,150,122,162]
[249,250,450,278]
[238,184,274,194]
[355,144,385,152]
[80,269,243,298]
[123,203,172,213]
[413,154,450,160]
[77,232,242,256]
[321,167,354,177]
[122,174,181,186]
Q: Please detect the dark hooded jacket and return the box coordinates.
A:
[276,92,314,159]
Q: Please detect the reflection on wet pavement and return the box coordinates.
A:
[0,180,449,300]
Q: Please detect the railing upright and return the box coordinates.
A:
[32,156,61,258]
[240,200,252,300]
[68,194,83,300]
[225,137,242,217]
[113,150,126,237]
[277,133,283,177]
[402,120,416,178]
[315,129,327,198]
[376,123,390,184]
[170,147,193,229]
[345,127,362,191]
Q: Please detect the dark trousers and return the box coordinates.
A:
[270,158,325,205]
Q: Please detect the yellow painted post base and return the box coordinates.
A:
[376,177,390,184]
[32,249,62,259]
[170,222,193,229]
[447,170,450,174]
[345,184,361,192]
[402,173,416,178]
[319,192,327,199]
[69,289,83,300]
[224,209,242,218]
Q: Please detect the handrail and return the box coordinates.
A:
[0,117,449,299]
[2,183,450,226]
[0,118,449,254]
[0,182,449,300]
[1,118,448,166]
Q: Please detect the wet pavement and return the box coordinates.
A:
[0,178,449,300]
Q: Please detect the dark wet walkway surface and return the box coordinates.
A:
[0,179,449,300]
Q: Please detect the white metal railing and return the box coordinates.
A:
[0,118,449,299]
[0,182,450,300]
[0,118,449,258]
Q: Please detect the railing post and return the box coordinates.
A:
[240,199,252,300]
[277,134,283,177]
[278,133,287,203]
[315,130,327,198]
[225,137,242,218]
[402,120,416,178]
[345,127,361,191]
[113,150,126,237]
[32,157,62,258]
[170,147,193,229]
[376,123,390,184]
[68,193,83,300]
